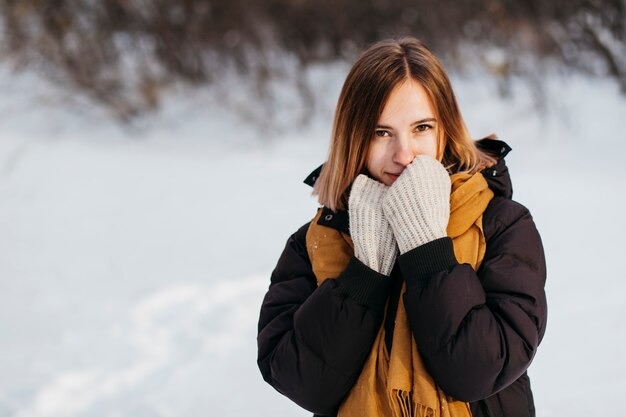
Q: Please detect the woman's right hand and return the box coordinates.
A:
[348,174,398,275]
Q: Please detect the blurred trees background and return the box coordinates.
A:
[0,0,624,122]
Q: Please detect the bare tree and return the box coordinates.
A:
[0,0,623,123]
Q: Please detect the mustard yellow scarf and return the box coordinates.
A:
[306,172,494,417]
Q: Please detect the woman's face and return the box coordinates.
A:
[365,79,439,186]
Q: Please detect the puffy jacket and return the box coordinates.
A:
[257,139,548,417]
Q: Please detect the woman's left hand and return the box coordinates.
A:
[383,155,451,254]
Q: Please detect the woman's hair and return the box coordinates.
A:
[313,37,496,211]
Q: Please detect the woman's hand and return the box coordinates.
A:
[382,155,451,254]
[348,174,398,275]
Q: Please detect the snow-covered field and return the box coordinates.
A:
[1,61,625,417]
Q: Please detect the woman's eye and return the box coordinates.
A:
[375,130,390,137]
[415,124,433,132]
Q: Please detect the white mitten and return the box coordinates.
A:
[382,155,451,254]
[348,174,398,275]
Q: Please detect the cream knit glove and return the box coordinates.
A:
[382,155,451,254]
[348,175,398,275]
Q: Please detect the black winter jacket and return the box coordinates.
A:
[257,139,547,417]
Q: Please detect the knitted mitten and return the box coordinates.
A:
[383,155,451,254]
[348,174,398,275]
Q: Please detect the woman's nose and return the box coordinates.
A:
[392,137,414,166]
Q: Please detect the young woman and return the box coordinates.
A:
[257,37,547,417]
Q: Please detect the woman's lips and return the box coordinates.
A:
[387,173,400,182]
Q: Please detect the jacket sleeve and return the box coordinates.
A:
[399,198,547,402]
[257,222,392,415]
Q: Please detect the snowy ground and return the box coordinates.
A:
[0,61,625,417]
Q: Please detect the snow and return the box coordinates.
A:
[0,60,625,416]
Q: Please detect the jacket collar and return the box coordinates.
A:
[304,138,513,233]
[475,138,513,199]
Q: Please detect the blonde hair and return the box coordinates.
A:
[313,37,496,211]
